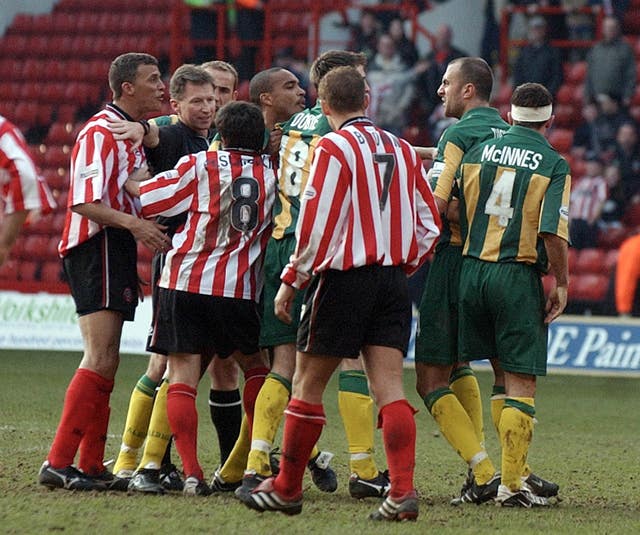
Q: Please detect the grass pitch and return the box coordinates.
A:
[1,349,638,534]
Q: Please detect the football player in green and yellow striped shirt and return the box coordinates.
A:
[457,82,570,507]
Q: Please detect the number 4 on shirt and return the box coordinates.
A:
[485,168,515,227]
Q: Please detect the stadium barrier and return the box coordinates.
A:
[1,290,638,375]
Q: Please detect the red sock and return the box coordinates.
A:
[167,383,202,480]
[273,398,325,499]
[78,372,113,475]
[379,399,417,499]
[48,369,110,469]
[242,366,268,428]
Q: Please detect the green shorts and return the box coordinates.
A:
[259,235,305,348]
[458,257,548,376]
[414,245,462,365]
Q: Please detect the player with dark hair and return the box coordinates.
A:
[227,51,391,501]
[414,56,507,504]
[38,52,170,491]
[242,65,440,521]
[127,100,276,496]
[457,82,570,507]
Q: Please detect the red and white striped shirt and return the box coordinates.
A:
[569,175,607,223]
[281,117,441,289]
[140,149,276,301]
[0,115,55,215]
[58,104,146,256]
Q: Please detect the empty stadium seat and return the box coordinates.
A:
[597,225,628,250]
[564,61,587,85]
[570,274,609,301]
[548,128,573,154]
[18,260,39,282]
[604,249,619,272]
[41,260,64,283]
[575,248,605,275]
[623,200,640,226]
[43,145,71,170]
[568,247,578,273]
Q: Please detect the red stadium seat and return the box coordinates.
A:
[575,248,605,275]
[494,83,512,106]
[41,260,64,283]
[23,235,51,259]
[548,128,573,154]
[568,247,578,274]
[18,260,39,282]
[554,104,580,128]
[556,84,583,106]
[623,200,640,226]
[0,259,19,280]
[43,145,71,170]
[564,61,587,85]
[604,249,619,272]
[570,274,609,301]
[597,225,628,250]
[46,122,75,146]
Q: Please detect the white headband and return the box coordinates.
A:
[510,104,552,122]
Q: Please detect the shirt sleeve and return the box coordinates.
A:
[140,153,198,218]
[69,127,112,207]
[403,157,442,275]
[280,142,350,289]
[539,159,571,241]
[432,130,464,202]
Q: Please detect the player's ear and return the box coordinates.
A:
[507,111,514,125]
[169,98,179,114]
[545,115,555,130]
[363,91,370,112]
[320,98,331,117]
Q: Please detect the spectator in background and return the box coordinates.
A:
[584,15,636,108]
[388,18,419,67]
[569,152,608,249]
[562,0,595,60]
[615,233,640,317]
[368,34,428,135]
[349,10,381,64]
[417,24,468,119]
[512,16,563,97]
[601,162,626,227]
[612,121,640,199]
[0,115,55,267]
[571,102,605,158]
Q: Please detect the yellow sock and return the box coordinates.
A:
[219,414,250,483]
[138,380,171,470]
[246,374,290,476]
[450,366,484,446]
[113,374,158,474]
[499,397,535,491]
[338,370,378,479]
[490,385,506,434]
[426,388,495,484]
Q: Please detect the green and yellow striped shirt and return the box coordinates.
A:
[459,125,571,271]
[431,107,509,248]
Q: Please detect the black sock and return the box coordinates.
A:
[209,389,242,466]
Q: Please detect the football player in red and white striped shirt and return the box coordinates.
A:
[131,101,276,495]
[40,53,171,492]
[0,115,55,266]
[245,66,440,520]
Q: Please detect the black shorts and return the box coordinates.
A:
[62,227,138,321]
[297,265,412,358]
[146,251,168,353]
[149,287,261,358]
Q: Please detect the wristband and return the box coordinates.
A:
[138,119,150,136]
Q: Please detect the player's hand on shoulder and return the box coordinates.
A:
[106,118,145,148]
[267,128,283,158]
